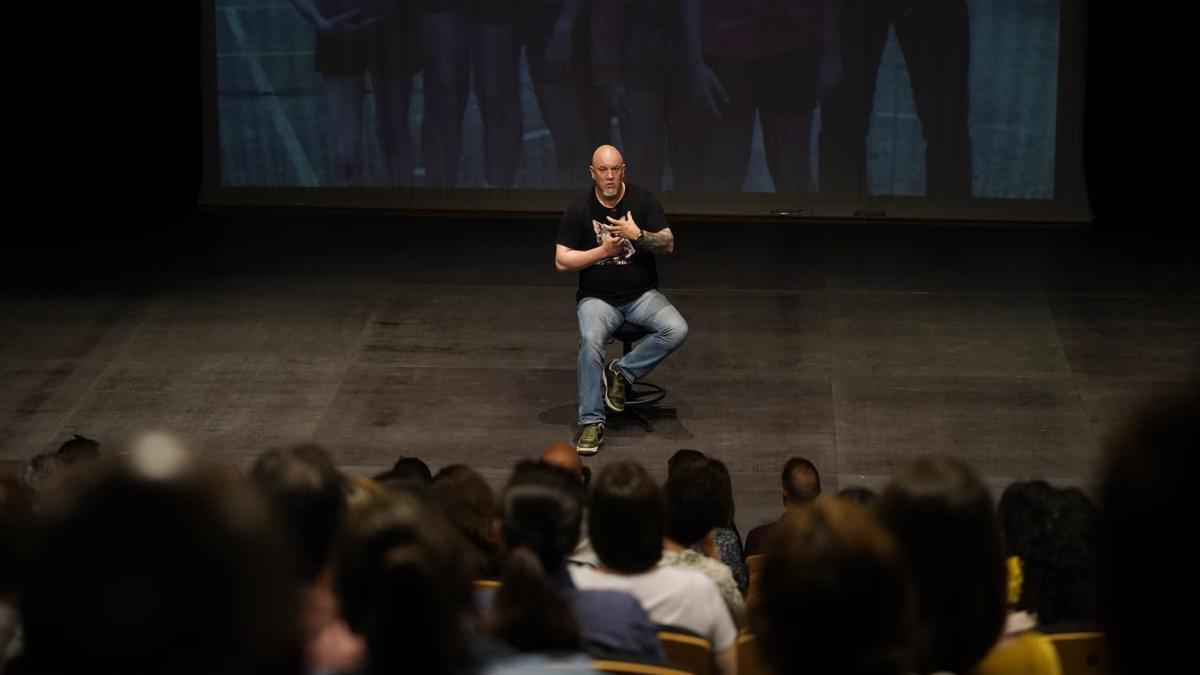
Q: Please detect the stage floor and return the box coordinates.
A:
[2,215,1197,531]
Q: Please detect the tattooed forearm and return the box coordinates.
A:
[639,228,674,254]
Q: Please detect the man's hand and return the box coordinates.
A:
[604,211,641,240]
[600,232,626,257]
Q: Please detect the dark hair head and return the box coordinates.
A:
[754,498,914,675]
[667,449,706,478]
[1099,389,1199,674]
[487,547,582,653]
[876,457,1006,674]
[996,479,1054,559]
[489,461,586,652]
[20,458,302,675]
[589,461,664,574]
[19,453,67,492]
[782,457,821,503]
[431,465,503,578]
[498,460,585,576]
[249,444,347,584]
[337,493,474,675]
[1019,487,1099,626]
[374,456,433,497]
[837,486,877,507]
[664,458,728,546]
[56,434,101,464]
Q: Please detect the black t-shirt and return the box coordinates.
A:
[556,183,668,306]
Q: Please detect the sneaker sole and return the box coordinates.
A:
[602,362,626,413]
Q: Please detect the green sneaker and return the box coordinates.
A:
[575,422,605,455]
[603,359,627,412]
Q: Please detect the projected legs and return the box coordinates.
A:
[320,75,367,187]
[473,21,523,188]
[819,0,972,199]
[419,11,471,186]
[369,8,417,187]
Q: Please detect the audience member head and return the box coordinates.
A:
[337,493,474,675]
[876,457,1006,675]
[996,479,1053,559]
[56,434,101,464]
[249,444,347,585]
[667,449,706,478]
[19,454,301,675]
[18,453,67,493]
[1099,390,1199,675]
[782,456,821,508]
[664,458,728,547]
[837,486,877,507]
[1019,486,1099,627]
[539,443,586,485]
[589,461,664,574]
[431,464,503,578]
[374,456,433,497]
[754,498,914,675]
[345,475,389,514]
[488,460,586,652]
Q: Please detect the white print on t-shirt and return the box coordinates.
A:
[592,220,635,265]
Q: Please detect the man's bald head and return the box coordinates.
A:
[589,145,626,199]
[540,443,585,482]
[591,145,624,167]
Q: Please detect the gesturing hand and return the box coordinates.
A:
[600,232,626,257]
[604,211,641,241]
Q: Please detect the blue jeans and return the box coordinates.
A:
[576,290,689,425]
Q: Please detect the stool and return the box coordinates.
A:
[608,322,676,431]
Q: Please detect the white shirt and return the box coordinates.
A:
[569,564,737,652]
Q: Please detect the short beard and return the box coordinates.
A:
[601,184,620,198]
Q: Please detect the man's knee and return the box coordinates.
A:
[662,315,689,346]
[579,327,611,351]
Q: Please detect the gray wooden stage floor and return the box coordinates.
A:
[3,216,1197,532]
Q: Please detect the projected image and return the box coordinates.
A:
[214,0,1060,200]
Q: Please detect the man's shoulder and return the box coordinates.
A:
[623,182,660,204]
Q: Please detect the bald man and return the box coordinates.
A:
[554,145,689,455]
[540,442,586,481]
[539,443,600,567]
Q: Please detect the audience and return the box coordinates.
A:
[666,450,748,593]
[539,443,599,567]
[14,453,302,675]
[1017,486,1100,631]
[837,486,877,506]
[250,445,365,674]
[491,460,662,660]
[570,461,739,675]
[431,464,505,579]
[374,455,433,497]
[55,434,101,465]
[1098,389,1198,675]
[0,386,1184,675]
[744,456,822,557]
[336,492,478,675]
[661,458,745,620]
[753,497,914,675]
[996,479,1054,626]
[876,457,1007,675]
